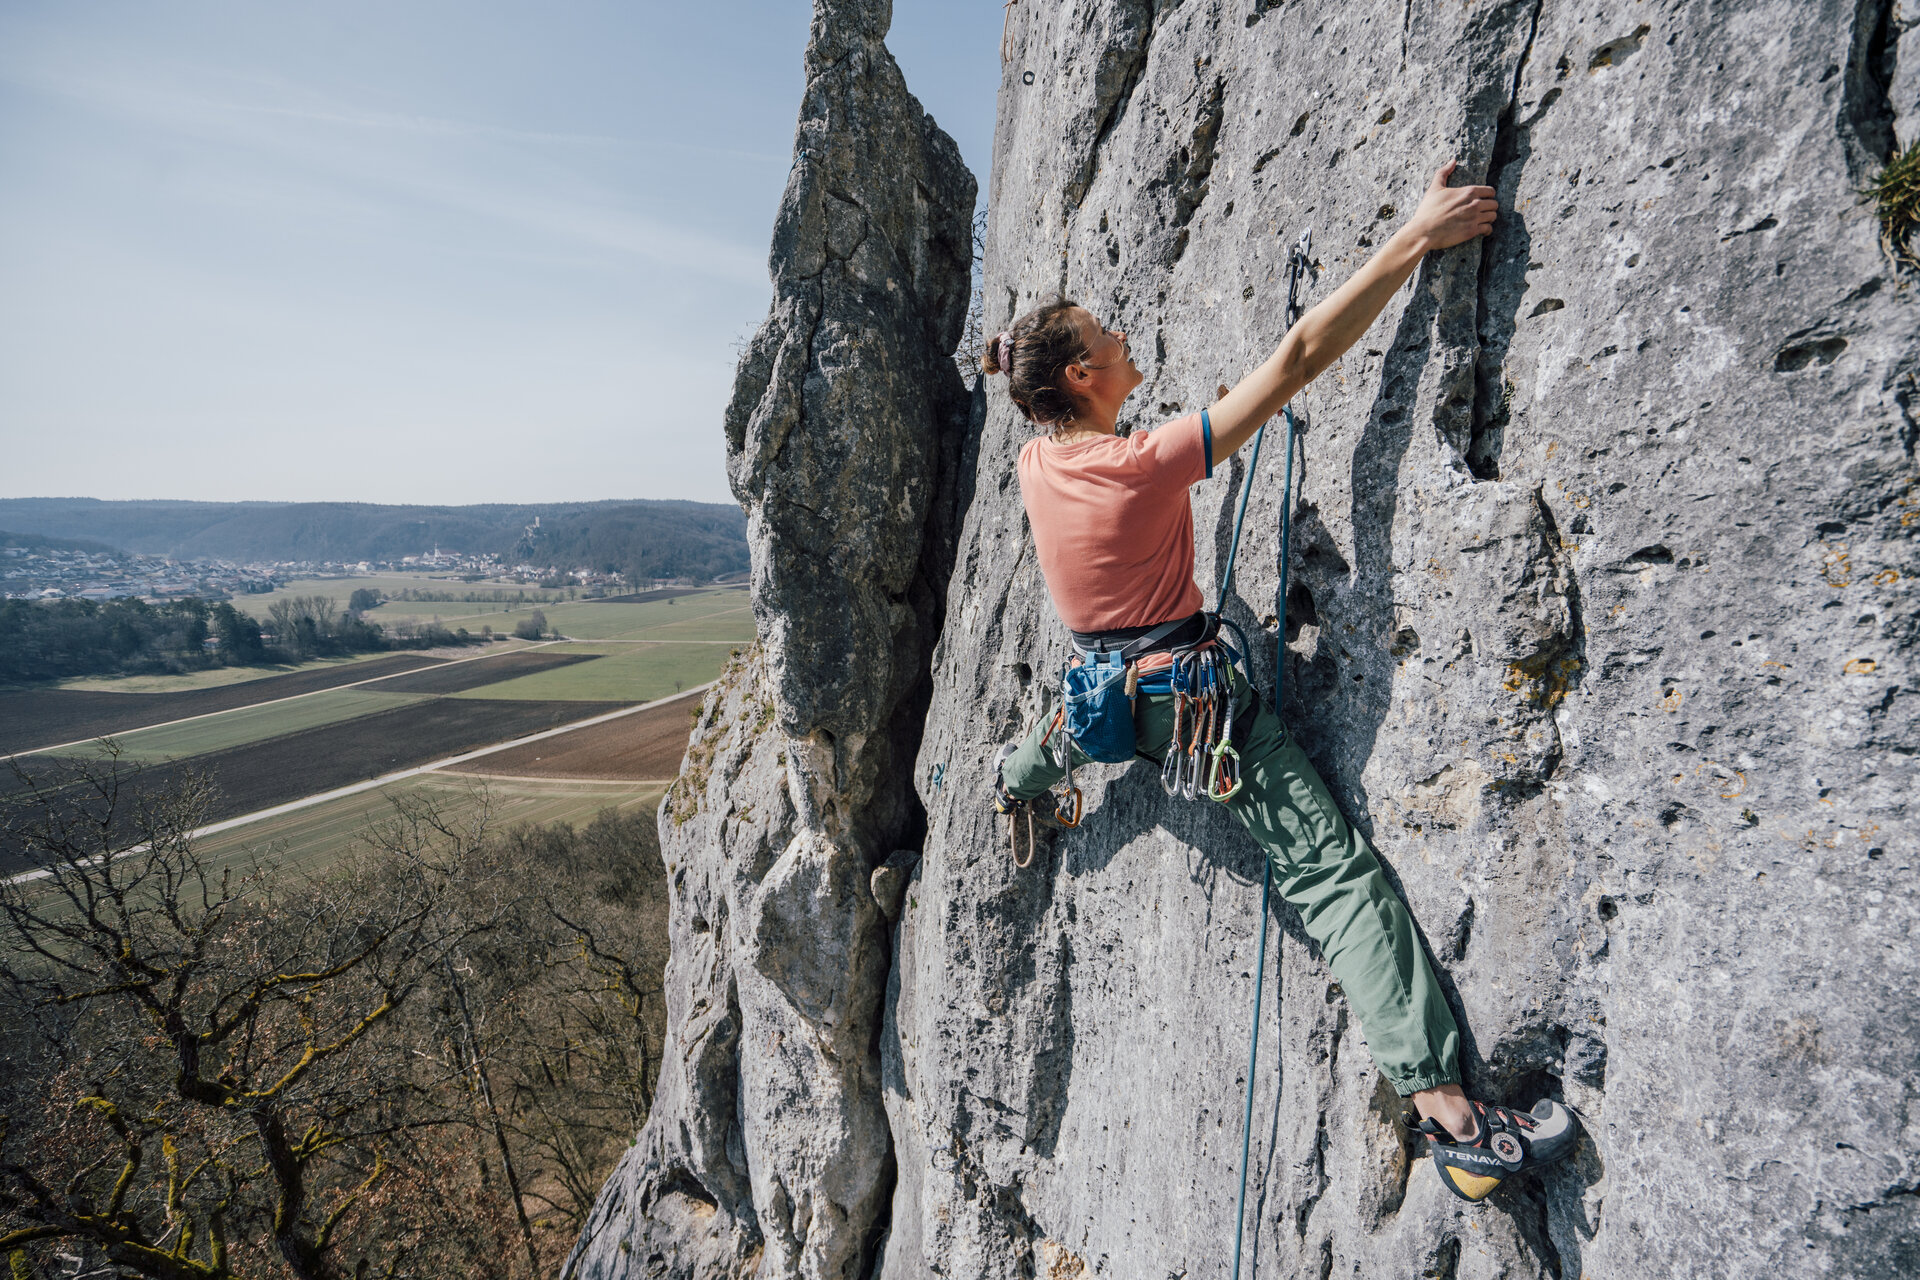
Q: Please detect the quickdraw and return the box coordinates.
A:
[1209,677,1243,801]
[1156,639,1251,806]
[1052,706,1084,828]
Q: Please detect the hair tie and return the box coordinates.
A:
[991,331,1013,372]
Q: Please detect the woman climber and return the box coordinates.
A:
[984,162,1579,1205]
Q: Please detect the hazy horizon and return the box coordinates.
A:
[0,2,998,508]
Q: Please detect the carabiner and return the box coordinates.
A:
[1056,785,1085,828]
[1209,738,1243,801]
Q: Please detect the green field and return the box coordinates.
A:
[191,774,664,876]
[363,588,753,642]
[449,643,730,702]
[57,651,402,695]
[47,688,427,762]
[238,575,574,621]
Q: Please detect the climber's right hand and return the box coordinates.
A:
[1403,160,1498,252]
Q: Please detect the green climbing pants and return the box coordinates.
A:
[1000,664,1462,1097]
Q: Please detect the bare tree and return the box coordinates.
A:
[1,759,669,1279]
[953,206,989,378]
[0,756,484,1279]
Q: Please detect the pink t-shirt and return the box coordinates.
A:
[1017,414,1209,635]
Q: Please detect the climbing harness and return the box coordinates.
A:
[1231,225,1312,1280]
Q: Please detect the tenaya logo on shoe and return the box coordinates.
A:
[1450,1146,1506,1171]
[1491,1132,1524,1166]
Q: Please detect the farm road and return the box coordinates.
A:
[5,683,714,883]
[0,696,621,875]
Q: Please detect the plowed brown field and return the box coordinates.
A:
[1,698,628,875]
[445,692,702,781]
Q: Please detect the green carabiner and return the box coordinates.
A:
[1209,737,1243,802]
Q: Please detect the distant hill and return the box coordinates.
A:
[0,498,748,582]
[0,529,124,556]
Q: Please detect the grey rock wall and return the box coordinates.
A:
[563,1,975,1277]
[574,1,1918,1278]
[883,2,1916,1279]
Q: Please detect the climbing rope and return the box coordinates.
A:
[1229,228,1311,1280]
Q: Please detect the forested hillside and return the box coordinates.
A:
[0,498,747,580]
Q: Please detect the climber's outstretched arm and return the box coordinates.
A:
[1207,161,1497,459]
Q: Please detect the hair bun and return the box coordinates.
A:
[983,330,1014,376]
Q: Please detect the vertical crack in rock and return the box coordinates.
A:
[564,1,974,1276]
[1842,0,1899,177]
[1469,0,1551,481]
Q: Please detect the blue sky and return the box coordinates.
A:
[0,2,999,506]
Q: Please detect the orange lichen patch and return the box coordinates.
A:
[1695,760,1748,799]
[1844,658,1878,675]
[1658,688,1684,712]
[1873,569,1901,585]
[1821,542,1853,587]
[1502,653,1584,708]
[1038,1242,1090,1279]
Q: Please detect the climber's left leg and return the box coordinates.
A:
[995,707,1083,802]
[1223,681,1462,1096]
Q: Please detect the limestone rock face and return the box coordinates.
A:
[883,2,1916,1278]
[561,1,975,1276]
[576,2,1918,1278]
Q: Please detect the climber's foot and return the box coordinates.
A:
[991,743,1072,826]
[1418,1098,1580,1203]
[990,743,1023,815]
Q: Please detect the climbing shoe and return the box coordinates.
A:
[991,743,1070,826]
[1418,1098,1580,1203]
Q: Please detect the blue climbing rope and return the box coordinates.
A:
[1229,228,1311,1279]
[1228,404,1294,1280]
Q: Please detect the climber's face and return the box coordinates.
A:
[1061,307,1143,418]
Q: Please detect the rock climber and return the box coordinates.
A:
[983,162,1579,1203]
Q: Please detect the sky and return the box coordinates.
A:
[0,2,1000,506]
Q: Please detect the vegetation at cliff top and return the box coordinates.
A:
[1868,138,1920,270]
